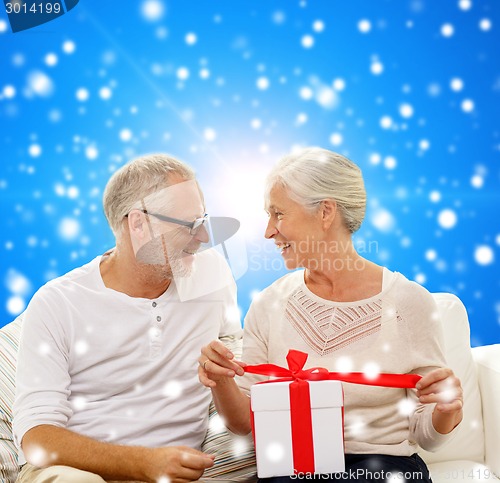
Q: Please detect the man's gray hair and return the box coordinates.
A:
[103,153,195,236]
[265,147,366,233]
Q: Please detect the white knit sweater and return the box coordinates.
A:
[239,268,458,456]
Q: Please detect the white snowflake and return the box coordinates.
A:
[176,67,189,80]
[27,71,54,97]
[119,129,133,142]
[185,32,197,45]
[398,397,417,416]
[335,356,353,373]
[256,76,270,90]
[441,23,454,37]
[437,209,457,229]
[163,380,183,399]
[450,77,464,91]
[399,103,414,118]
[75,340,88,355]
[3,85,16,98]
[461,99,474,112]
[141,0,165,21]
[265,442,285,462]
[471,175,483,188]
[203,128,217,142]
[362,362,381,380]
[76,88,89,102]
[384,156,397,170]
[58,218,81,240]
[358,19,371,33]
[474,246,494,266]
[458,0,472,11]
[316,86,337,109]
[301,34,314,48]
[479,18,492,31]
[379,116,393,129]
[45,53,58,67]
[86,146,99,160]
[299,86,313,100]
[250,118,262,130]
[329,132,343,146]
[99,87,112,100]
[332,78,345,91]
[28,144,42,157]
[419,139,430,151]
[312,20,325,32]
[67,186,79,199]
[371,61,384,75]
[429,190,441,203]
[62,40,76,54]
[7,296,26,316]
[371,208,395,232]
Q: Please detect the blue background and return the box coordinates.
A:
[1,0,499,346]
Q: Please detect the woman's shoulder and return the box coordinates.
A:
[387,270,437,314]
[252,270,304,304]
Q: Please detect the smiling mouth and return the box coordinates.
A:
[276,243,291,254]
[183,248,199,255]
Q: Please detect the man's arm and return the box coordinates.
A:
[22,425,214,483]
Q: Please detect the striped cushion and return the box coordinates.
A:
[0,316,22,483]
[201,401,257,481]
[201,336,257,481]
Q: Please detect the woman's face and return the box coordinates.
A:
[265,184,324,270]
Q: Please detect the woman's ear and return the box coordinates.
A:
[321,199,337,230]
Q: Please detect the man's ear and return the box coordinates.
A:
[320,199,337,230]
[127,210,148,240]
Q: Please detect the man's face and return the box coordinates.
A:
[129,178,209,279]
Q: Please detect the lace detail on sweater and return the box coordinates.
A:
[285,288,400,356]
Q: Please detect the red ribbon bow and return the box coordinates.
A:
[245,350,421,475]
[245,349,422,388]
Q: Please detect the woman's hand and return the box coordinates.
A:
[199,340,246,388]
[416,367,464,434]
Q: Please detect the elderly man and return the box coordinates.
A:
[13,154,241,483]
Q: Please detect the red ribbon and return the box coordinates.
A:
[246,350,422,475]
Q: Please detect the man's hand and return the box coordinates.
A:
[198,340,246,388]
[142,446,214,483]
[22,425,214,483]
[416,367,463,434]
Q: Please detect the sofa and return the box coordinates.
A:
[1,293,499,482]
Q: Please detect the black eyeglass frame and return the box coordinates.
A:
[126,210,209,236]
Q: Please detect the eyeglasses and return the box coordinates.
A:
[127,210,208,236]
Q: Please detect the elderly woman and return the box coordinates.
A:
[199,147,463,482]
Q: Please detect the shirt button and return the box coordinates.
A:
[152,302,157,307]
[156,316,161,322]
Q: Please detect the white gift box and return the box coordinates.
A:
[251,380,345,478]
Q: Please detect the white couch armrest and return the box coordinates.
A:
[472,344,500,478]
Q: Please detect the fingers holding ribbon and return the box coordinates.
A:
[415,367,463,434]
[198,340,246,388]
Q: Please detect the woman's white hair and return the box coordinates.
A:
[265,147,366,233]
[103,153,195,236]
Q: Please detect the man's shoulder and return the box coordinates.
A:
[36,255,102,299]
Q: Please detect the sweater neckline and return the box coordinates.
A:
[298,267,399,307]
